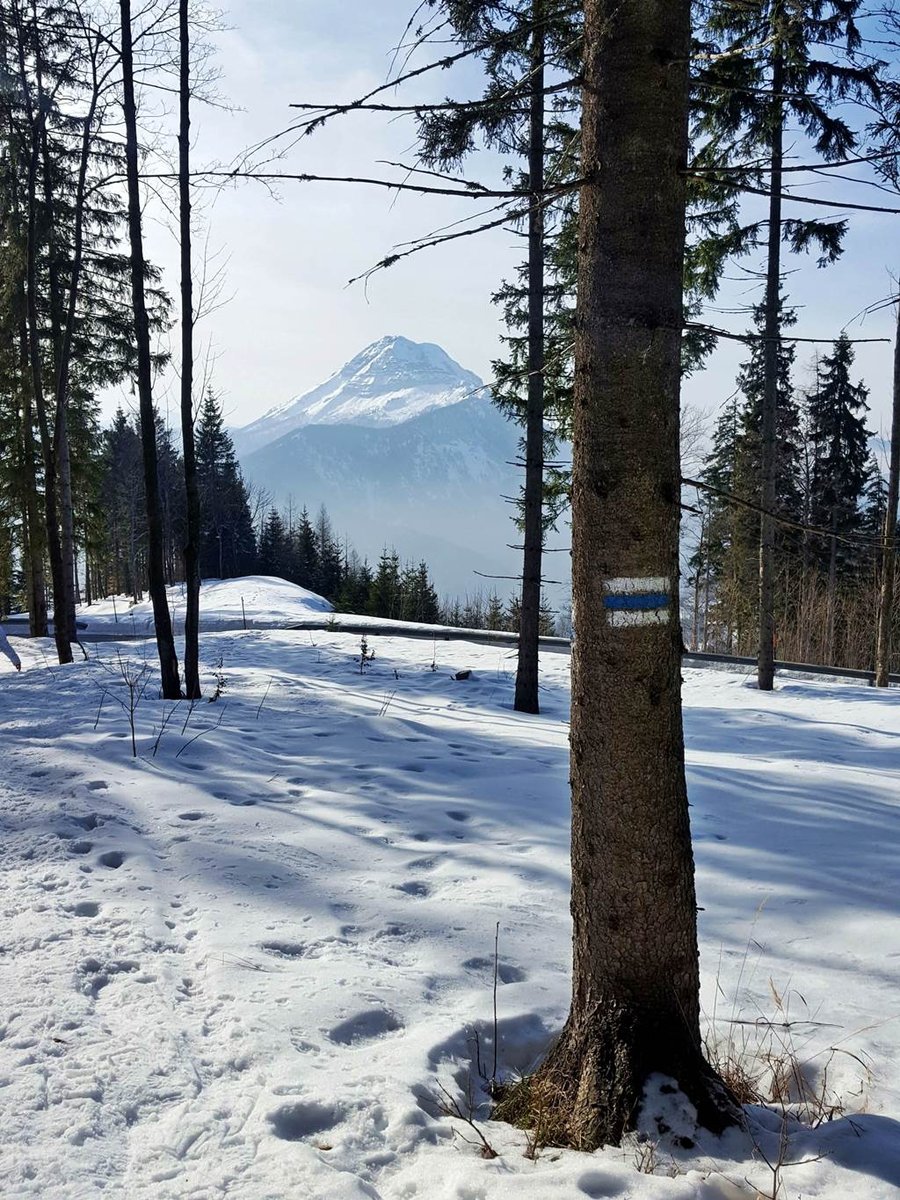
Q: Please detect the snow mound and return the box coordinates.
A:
[75,575,332,635]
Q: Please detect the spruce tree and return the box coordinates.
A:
[418,0,579,713]
[195,390,256,580]
[807,334,871,659]
[695,0,881,688]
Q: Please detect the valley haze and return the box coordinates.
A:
[234,336,567,599]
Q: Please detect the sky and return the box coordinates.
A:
[124,0,900,444]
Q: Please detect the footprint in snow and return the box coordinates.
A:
[445,810,470,823]
[396,880,431,898]
[98,850,126,869]
[78,957,140,998]
[68,840,93,855]
[268,1100,343,1141]
[71,814,100,831]
[577,1170,627,1198]
[87,781,108,791]
[261,941,307,959]
[177,811,207,822]
[463,956,527,984]
[327,1008,403,1045]
[67,901,100,918]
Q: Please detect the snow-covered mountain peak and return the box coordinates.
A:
[234,336,486,456]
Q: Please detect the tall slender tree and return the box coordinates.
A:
[418,0,578,713]
[119,0,181,698]
[179,0,201,698]
[875,293,900,686]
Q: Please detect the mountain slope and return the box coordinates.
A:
[234,336,485,457]
[239,395,523,593]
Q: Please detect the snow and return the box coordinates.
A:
[233,336,486,456]
[9,576,333,638]
[1,615,899,1198]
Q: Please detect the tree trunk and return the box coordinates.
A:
[514,0,545,715]
[17,314,48,637]
[875,292,900,686]
[37,96,78,649]
[495,0,736,1149]
[120,0,181,699]
[179,0,202,699]
[825,512,838,664]
[757,44,784,692]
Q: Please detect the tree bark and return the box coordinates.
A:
[757,41,784,692]
[36,82,78,649]
[17,310,48,637]
[119,0,181,699]
[495,0,736,1149]
[179,0,202,699]
[875,291,900,686]
[514,0,545,715]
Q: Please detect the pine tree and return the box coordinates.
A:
[195,390,256,580]
[695,0,881,688]
[258,508,290,579]
[368,549,402,619]
[418,0,580,713]
[808,335,871,563]
[292,507,318,590]
[314,506,342,599]
[807,334,871,659]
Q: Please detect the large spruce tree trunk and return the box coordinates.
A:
[495,0,735,1148]
[179,0,202,699]
[875,293,900,686]
[120,0,181,699]
[37,99,78,649]
[514,0,545,715]
[758,47,784,692]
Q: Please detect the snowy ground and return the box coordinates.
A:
[1,614,899,1198]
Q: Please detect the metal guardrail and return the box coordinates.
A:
[7,611,898,684]
[682,649,900,686]
[289,619,900,685]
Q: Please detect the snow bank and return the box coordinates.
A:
[72,575,333,635]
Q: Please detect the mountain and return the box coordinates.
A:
[233,336,485,458]
[235,336,571,599]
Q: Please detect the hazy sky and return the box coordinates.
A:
[130,1,899,442]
